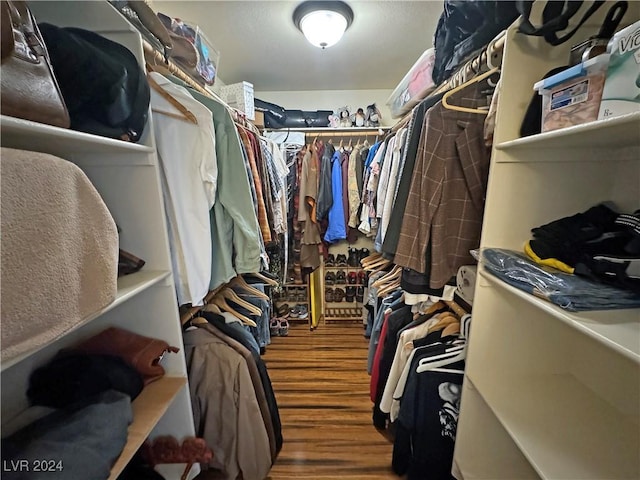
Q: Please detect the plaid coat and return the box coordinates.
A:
[394,81,491,288]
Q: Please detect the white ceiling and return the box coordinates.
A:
[153,1,443,91]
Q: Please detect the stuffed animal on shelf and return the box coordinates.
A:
[328,113,339,128]
[365,103,382,127]
[337,106,352,128]
[353,107,366,127]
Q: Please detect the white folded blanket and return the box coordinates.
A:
[1,148,118,363]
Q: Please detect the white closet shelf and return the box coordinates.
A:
[1,270,171,372]
[466,374,640,480]
[108,376,187,480]
[0,115,154,157]
[480,269,640,364]
[495,111,640,152]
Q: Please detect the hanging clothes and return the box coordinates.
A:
[238,127,272,244]
[325,150,347,243]
[164,76,264,289]
[184,327,272,480]
[148,72,217,306]
[382,93,443,260]
[394,81,491,288]
[297,144,322,270]
[316,141,335,222]
[380,128,408,243]
[347,143,364,229]
[392,364,464,480]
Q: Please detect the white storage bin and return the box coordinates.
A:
[220,81,255,120]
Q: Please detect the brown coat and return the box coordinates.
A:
[184,327,272,480]
[394,81,491,288]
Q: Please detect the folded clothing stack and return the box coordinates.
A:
[2,390,132,480]
[524,203,640,294]
[482,248,640,312]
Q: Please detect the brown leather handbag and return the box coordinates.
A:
[0,0,70,128]
[70,327,180,385]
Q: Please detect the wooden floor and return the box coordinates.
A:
[263,322,399,480]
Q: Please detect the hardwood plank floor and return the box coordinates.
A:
[263,322,399,480]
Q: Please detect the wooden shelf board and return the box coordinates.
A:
[495,111,640,152]
[1,115,154,159]
[2,270,171,371]
[481,270,640,364]
[467,374,640,479]
[108,376,187,480]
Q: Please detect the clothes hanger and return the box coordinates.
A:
[370,260,393,275]
[217,288,262,316]
[372,264,402,289]
[377,278,402,298]
[249,271,279,286]
[443,300,468,320]
[441,322,461,337]
[202,303,242,325]
[228,275,269,300]
[211,296,257,327]
[416,344,467,374]
[147,69,199,125]
[441,66,500,115]
[203,303,222,315]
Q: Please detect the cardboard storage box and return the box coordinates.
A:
[254,110,265,128]
[221,81,255,120]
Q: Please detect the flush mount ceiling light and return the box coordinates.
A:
[293,1,354,49]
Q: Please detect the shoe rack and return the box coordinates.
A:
[322,240,373,324]
[273,282,311,327]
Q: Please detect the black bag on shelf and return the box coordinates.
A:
[432,1,520,85]
[255,98,332,129]
[38,23,150,142]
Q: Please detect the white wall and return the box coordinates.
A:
[254,89,393,127]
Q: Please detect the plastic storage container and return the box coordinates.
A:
[386,49,436,119]
[534,54,609,132]
[598,20,640,120]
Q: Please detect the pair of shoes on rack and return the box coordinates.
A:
[325,271,336,285]
[336,270,346,284]
[346,286,356,302]
[356,286,365,303]
[276,303,290,318]
[332,288,345,302]
[325,287,334,303]
[325,253,336,267]
[347,271,358,284]
[335,254,348,267]
[270,317,289,337]
[347,248,359,267]
[290,305,309,320]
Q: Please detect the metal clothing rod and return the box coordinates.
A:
[143,40,234,113]
[304,131,384,138]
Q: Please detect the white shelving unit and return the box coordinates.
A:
[453,3,640,479]
[1,2,198,479]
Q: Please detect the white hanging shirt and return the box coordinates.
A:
[149,72,218,305]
